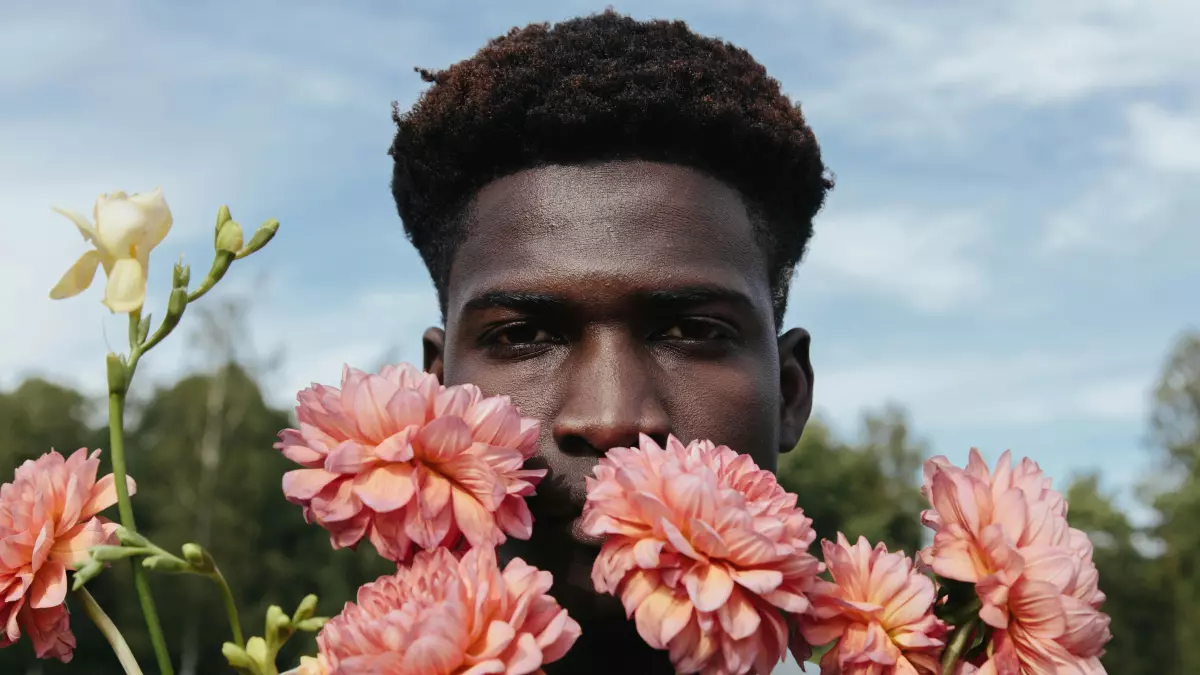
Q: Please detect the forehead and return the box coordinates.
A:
[446,161,772,316]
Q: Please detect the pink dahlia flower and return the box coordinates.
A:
[583,435,823,675]
[921,449,1110,673]
[798,534,947,675]
[0,449,134,661]
[298,546,581,675]
[277,363,544,562]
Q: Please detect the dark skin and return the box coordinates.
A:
[422,160,815,674]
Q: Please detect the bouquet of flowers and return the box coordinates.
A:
[3,189,1112,674]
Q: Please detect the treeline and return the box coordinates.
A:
[1,331,1196,673]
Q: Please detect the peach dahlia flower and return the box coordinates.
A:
[277,364,544,562]
[296,547,580,675]
[798,535,946,675]
[0,449,134,661]
[583,435,822,675]
[921,449,1110,674]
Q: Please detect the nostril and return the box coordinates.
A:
[555,431,644,457]
[643,431,670,448]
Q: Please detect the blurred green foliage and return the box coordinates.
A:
[1,330,1196,673]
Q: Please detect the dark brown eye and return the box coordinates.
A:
[492,324,556,345]
[657,319,735,342]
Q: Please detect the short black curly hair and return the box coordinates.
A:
[390,9,832,326]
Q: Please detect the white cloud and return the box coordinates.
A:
[804,0,1200,142]
[800,210,988,313]
[814,349,1154,429]
[1042,102,1200,254]
[1126,103,1200,173]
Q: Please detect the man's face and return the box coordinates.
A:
[423,160,813,606]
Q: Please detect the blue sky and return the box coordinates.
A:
[3,0,1197,532]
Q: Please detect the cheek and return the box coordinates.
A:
[660,364,780,468]
[445,359,563,427]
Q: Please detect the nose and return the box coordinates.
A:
[552,331,671,455]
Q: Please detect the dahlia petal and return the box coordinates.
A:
[28,561,67,609]
[49,518,109,567]
[1009,579,1068,640]
[723,527,779,566]
[688,518,731,558]
[453,486,500,548]
[717,589,760,640]
[762,587,810,614]
[495,498,535,540]
[635,587,693,649]
[539,611,582,663]
[433,385,473,419]
[374,429,416,463]
[352,464,416,513]
[418,469,452,517]
[659,519,702,561]
[407,496,453,549]
[461,661,506,675]
[368,514,411,562]
[22,604,75,662]
[683,563,734,612]
[729,568,783,594]
[311,478,363,523]
[1021,545,1077,592]
[324,440,374,474]
[473,620,516,660]
[417,416,473,462]
[633,538,665,568]
[282,469,341,503]
[327,511,371,550]
[279,441,325,467]
[441,455,505,510]
[497,632,539,675]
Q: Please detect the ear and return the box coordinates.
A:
[777,327,814,454]
[422,327,446,383]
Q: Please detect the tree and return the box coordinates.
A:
[776,404,928,558]
[1065,473,1176,674]
[1146,330,1200,674]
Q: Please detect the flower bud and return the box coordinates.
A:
[292,594,319,624]
[266,605,294,649]
[154,287,188,336]
[142,554,190,573]
[88,545,143,563]
[294,617,328,633]
[215,205,233,248]
[71,559,105,591]
[236,219,279,259]
[217,220,245,253]
[106,353,127,395]
[114,526,149,547]
[246,636,271,668]
[172,260,191,289]
[181,542,215,574]
[136,314,151,344]
[222,642,258,674]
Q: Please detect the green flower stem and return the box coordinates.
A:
[108,392,175,675]
[75,587,143,675]
[213,567,245,648]
[941,615,980,674]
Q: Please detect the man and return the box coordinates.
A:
[389,10,831,673]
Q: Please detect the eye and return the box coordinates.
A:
[491,323,557,346]
[655,318,737,342]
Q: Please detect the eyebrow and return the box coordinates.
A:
[461,285,757,314]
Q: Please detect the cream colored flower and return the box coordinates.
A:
[49,188,173,313]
